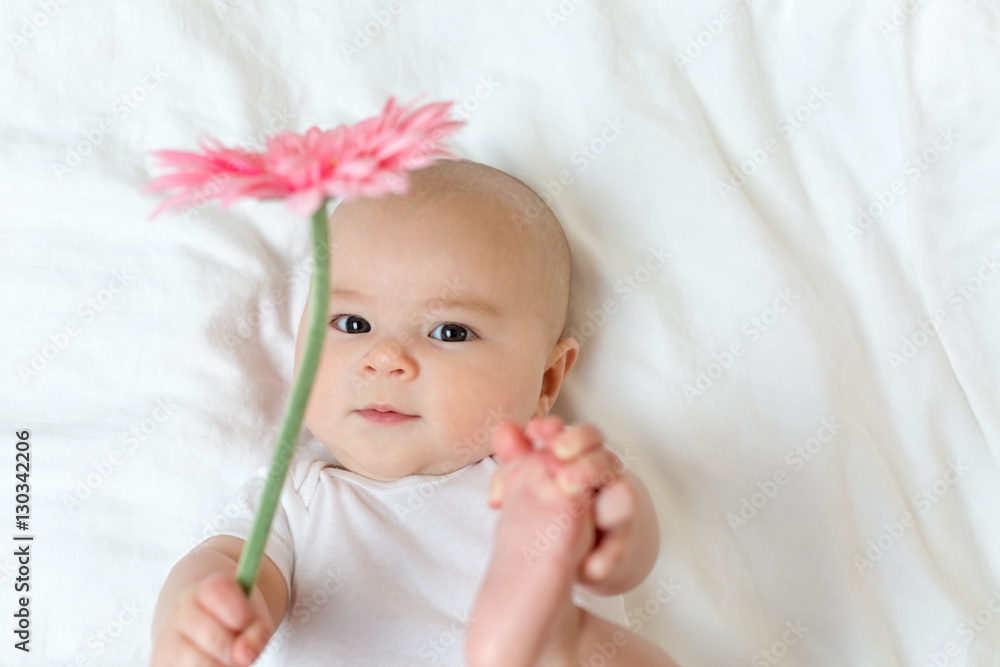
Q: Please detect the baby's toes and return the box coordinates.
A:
[554,448,622,497]
[594,479,636,530]
[581,524,632,583]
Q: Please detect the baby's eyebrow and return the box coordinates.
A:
[329,288,501,319]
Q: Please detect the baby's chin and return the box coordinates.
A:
[328,449,490,482]
[314,420,496,480]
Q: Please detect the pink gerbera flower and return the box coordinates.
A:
[143,95,464,217]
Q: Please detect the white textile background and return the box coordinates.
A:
[1,1,999,665]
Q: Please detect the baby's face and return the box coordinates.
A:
[294,192,577,481]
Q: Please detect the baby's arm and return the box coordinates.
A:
[150,536,288,667]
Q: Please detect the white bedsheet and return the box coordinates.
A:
[2,1,999,665]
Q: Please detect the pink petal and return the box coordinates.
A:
[285,188,326,216]
[145,95,465,217]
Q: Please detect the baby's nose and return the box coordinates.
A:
[360,340,416,376]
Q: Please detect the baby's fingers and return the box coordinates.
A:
[489,420,559,507]
[548,421,605,461]
[594,479,636,531]
[232,619,272,667]
[185,574,266,666]
[580,519,632,583]
[177,599,243,666]
[196,574,253,632]
[232,586,275,667]
[155,631,228,667]
[554,447,622,497]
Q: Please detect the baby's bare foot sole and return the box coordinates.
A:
[467,454,593,667]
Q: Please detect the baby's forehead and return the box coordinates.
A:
[333,186,531,254]
[351,159,533,222]
[331,158,566,292]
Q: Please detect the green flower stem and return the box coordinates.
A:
[236,201,330,597]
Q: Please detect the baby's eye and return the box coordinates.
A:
[330,315,370,334]
[429,323,477,343]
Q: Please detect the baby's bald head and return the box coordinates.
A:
[330,158,573,349]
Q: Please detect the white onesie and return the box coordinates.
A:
[177,454,628,666]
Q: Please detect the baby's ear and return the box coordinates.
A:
[538,338,579,412]
[544,336,578,375]
[558,336,580,374]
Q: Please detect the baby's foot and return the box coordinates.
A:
[466,424,595,667]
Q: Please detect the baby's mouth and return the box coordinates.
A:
[356,403,418,424]
[358,402,415,416]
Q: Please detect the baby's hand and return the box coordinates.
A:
[490,416,638,586]
[150,573,274,667]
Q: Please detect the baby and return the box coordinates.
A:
[150,158,680,666]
